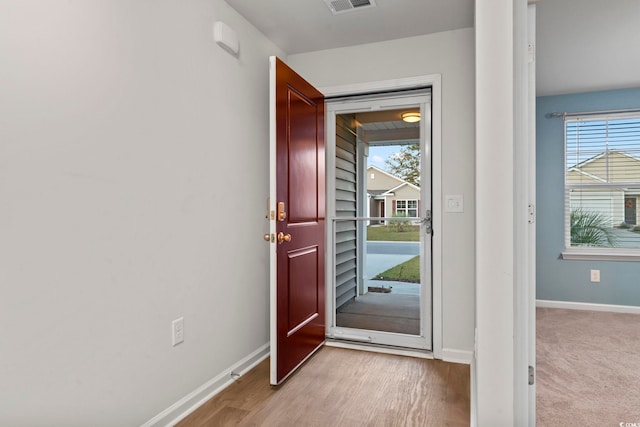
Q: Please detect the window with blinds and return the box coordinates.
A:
[395,199,418,217]
[565,113,640,249]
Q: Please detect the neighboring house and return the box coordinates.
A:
[566,150,640,225]
[366,165,421,222]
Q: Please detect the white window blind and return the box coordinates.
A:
[565,113,640,250]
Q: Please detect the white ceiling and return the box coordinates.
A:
[536,0,640,96]
[225,0,474,54]
[226,0,640,96]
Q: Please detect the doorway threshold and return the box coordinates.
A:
[325,338,434,360]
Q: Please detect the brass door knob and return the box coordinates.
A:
[277,232,292,244]
[263,234,272,242]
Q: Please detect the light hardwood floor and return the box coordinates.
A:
[178,347,470,427]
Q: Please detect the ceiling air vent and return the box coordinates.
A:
[323,0,376,15]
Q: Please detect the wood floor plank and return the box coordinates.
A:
[445,362,471,425]
[178,347,470,427]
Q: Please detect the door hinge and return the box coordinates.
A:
[528,365,535,385]
[528,203,535,224]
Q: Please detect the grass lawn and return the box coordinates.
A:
[374,256,420,283]
[366,225,420,242]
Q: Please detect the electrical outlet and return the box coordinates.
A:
[590,269,601,283]
[172,317,184,346]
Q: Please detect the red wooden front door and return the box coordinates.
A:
[269,57,325,385]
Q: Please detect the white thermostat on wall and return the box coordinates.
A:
[213,21,239,56]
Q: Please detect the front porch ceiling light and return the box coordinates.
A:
[401,112,421,123]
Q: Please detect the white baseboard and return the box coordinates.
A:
[441,348,473,365]
[537,299,640,314]
[141,343,270,427]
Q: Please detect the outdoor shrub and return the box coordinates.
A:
[387,213,410,232]
[570,209,617,247]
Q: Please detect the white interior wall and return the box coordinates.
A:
[0,1,283,424]
[288,27,476,354]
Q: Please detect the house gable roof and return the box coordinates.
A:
[381,181,421,196]
[571,150,640,170]
[367,165,420,195]
[569,150,640,183]
[567,167,606,183]
[367,165,406,185]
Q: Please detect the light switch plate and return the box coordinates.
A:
[445,195,464,213]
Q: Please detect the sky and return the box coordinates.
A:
[566,118,640,168]
[367,145,403,170]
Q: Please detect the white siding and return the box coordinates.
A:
[367,167,404,191]
[335,115,358,308]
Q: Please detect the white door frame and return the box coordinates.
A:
[320,75,443,358]
[513,3,537,425]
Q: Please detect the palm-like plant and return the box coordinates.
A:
[570,209,617,247]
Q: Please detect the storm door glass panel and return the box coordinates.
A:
[334,109,424,339]
[328,90,432,351]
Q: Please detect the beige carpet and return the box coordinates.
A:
[537,307,640,426]
[336,293,419,335]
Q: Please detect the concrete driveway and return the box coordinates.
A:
[365,241,421,295]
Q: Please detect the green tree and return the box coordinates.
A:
[384,144,420,186]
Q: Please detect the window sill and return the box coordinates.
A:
[561,248,640,262]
